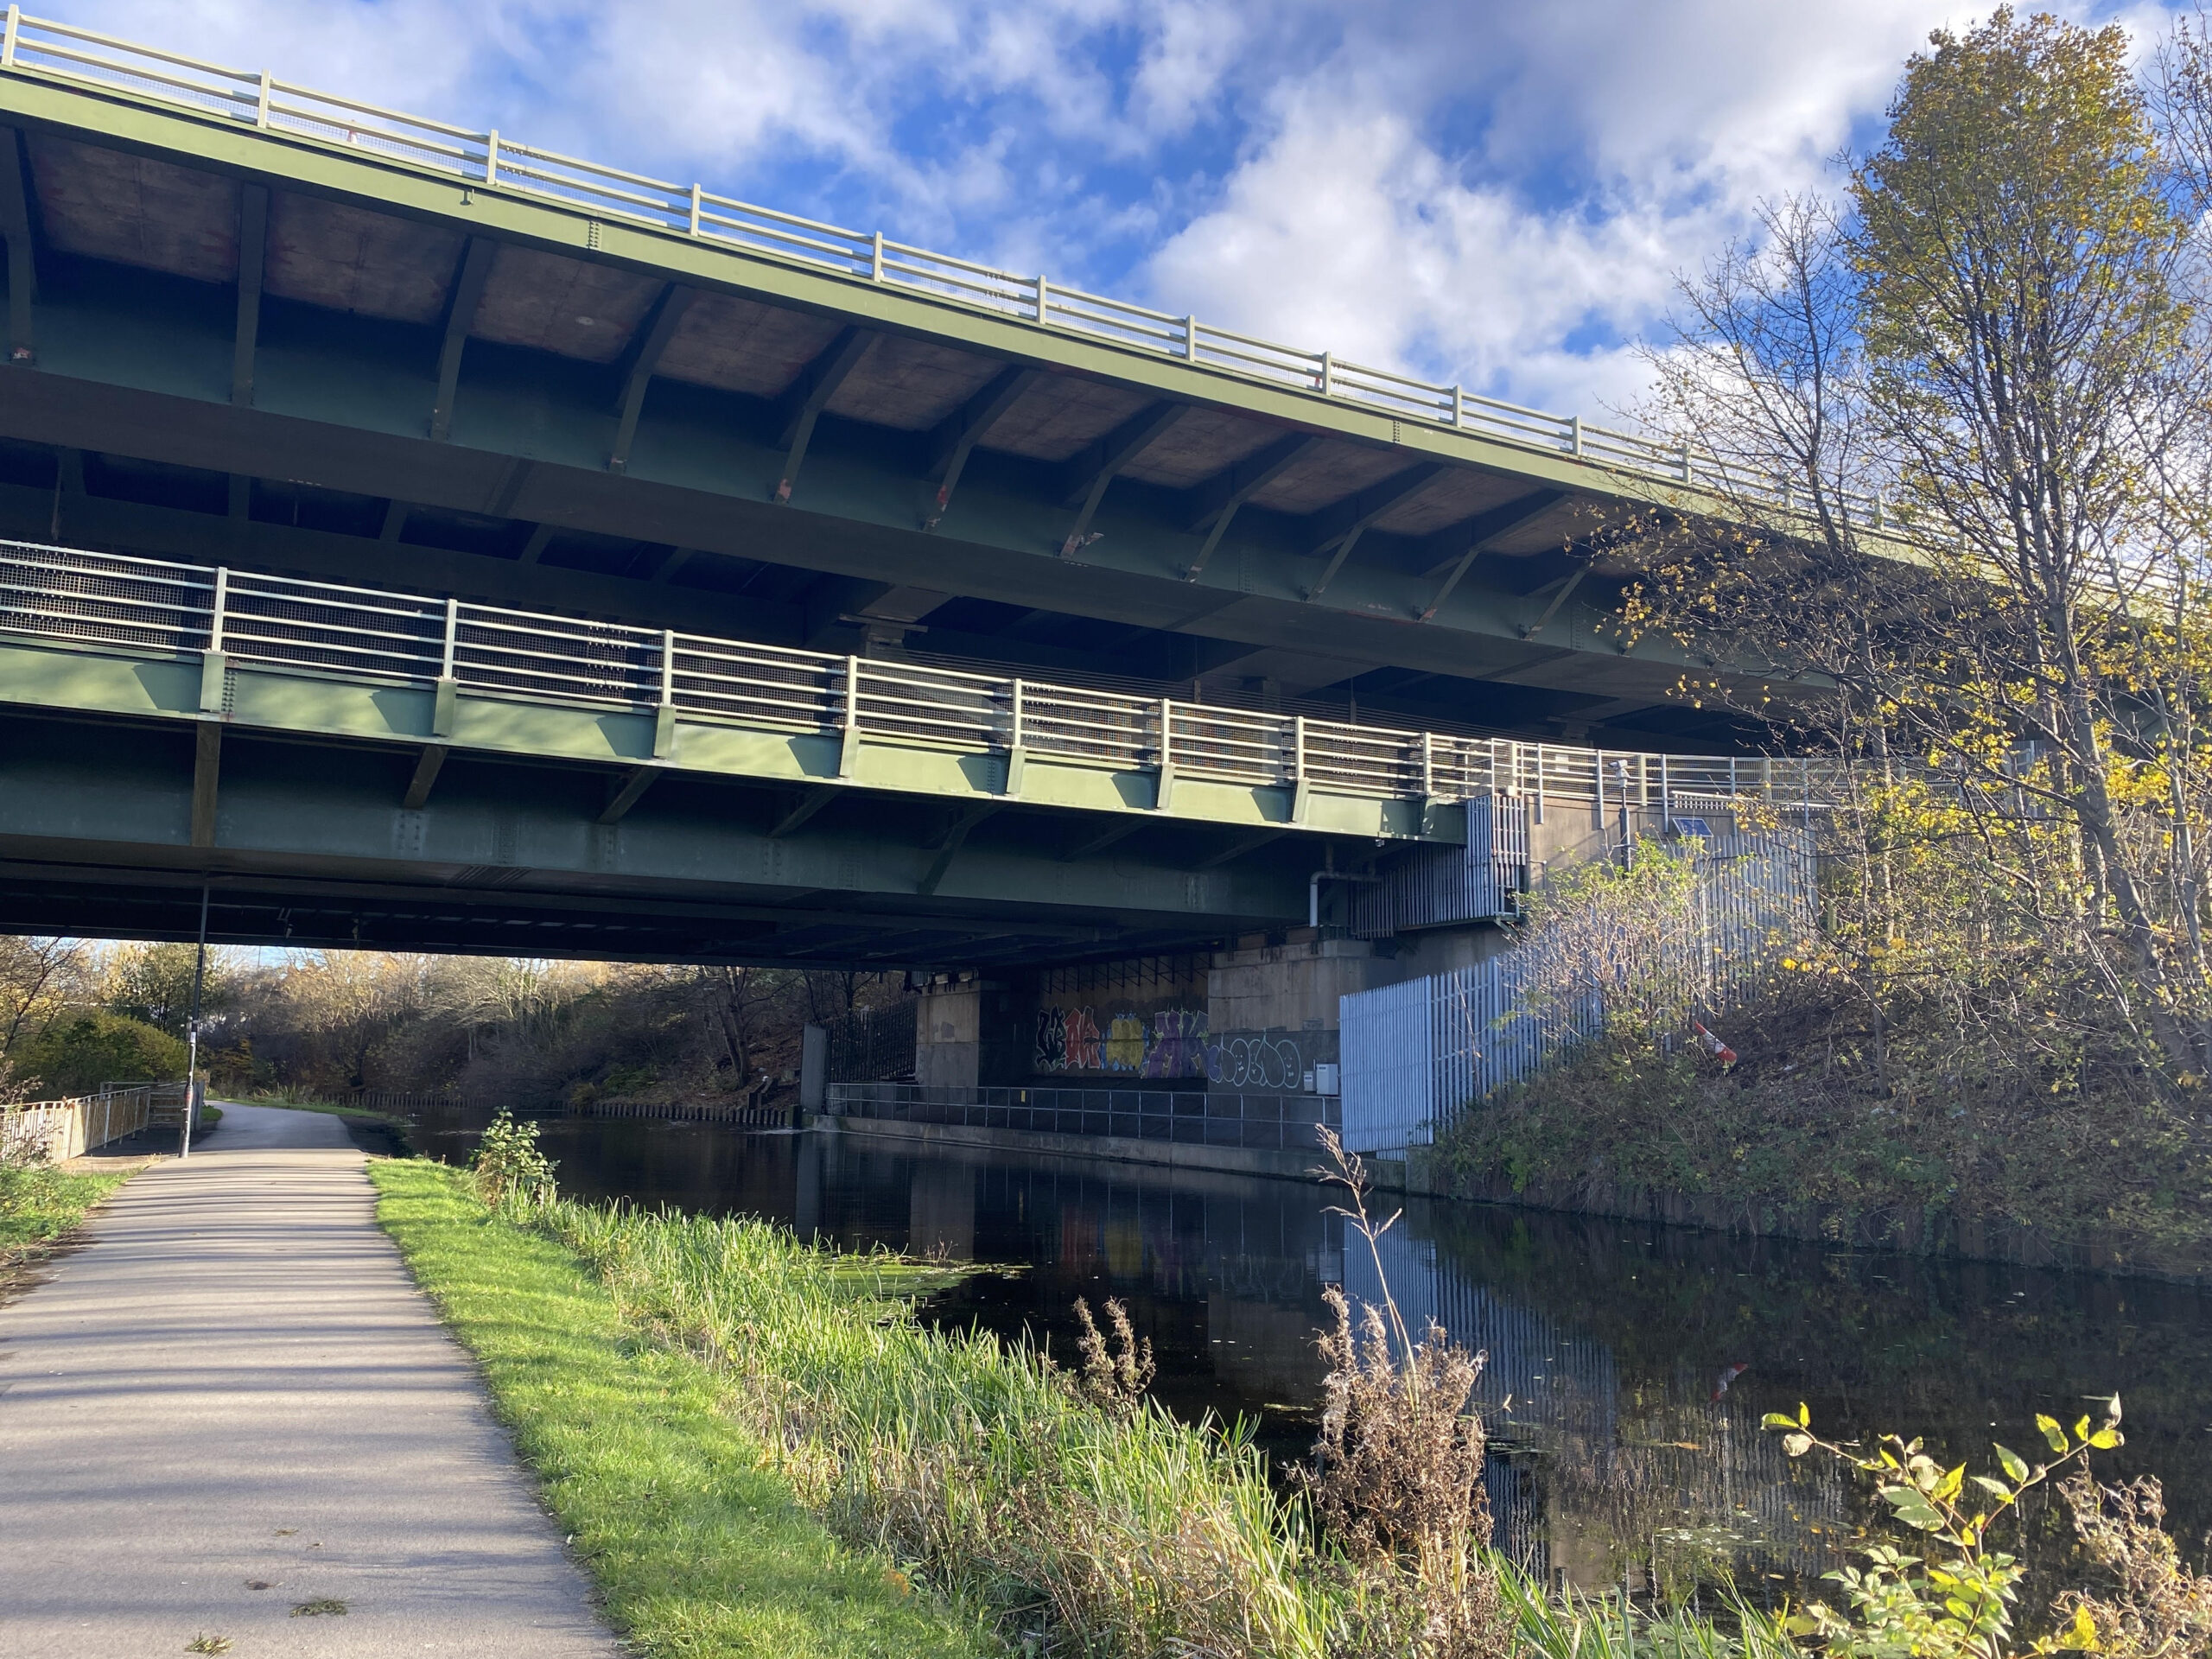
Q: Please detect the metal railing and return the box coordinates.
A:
[825,1081,1340,1151]
[1,1083,156,1161]
[0,7,1884,525]
[0,538,1839,813]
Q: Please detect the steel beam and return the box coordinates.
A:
[924,364,1037,530]
[607,283,695,474]
[1182,433,1321,581]
[1522,564,1590,639]
[597,763,660,823]
[401,743,447,810]
[516,522,554,566]
[231,183,267,408]
[189,720,221,848]
[1195,826,1287,869]
[378,499,409,543]
[770,785,838,837]
[1416,489,1569,623]
[772,327,874,503]
[918,800,1000,896]
[1062,817,1145,861]
[428,237,496,442]
[1301,462,1446,599]
[0,125,31,365]
[1058,403,1186,557]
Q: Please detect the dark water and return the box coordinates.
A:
[398,1105,2212,1598]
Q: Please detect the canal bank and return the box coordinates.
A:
[372,1099,2212,1596]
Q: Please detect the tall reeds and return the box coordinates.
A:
[512,1184,1802,1658]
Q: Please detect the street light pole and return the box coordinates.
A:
[181,884,208,1160]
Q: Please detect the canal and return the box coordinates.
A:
[392,1104,2212,1599]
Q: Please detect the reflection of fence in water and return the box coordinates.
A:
[1343,1224,1849,1587]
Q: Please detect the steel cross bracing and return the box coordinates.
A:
[0,6,1889,530]
[0,539,1831,836]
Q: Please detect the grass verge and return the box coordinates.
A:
[367,1159,991,1659]
[0,1161,135,1268]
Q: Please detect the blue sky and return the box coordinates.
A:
[53,0,2176,421]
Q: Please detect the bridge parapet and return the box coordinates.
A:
[0,540,1832,838]
[0,5,1887,531]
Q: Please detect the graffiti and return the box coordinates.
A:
[1033,1006,1067,1071]
[1033,1007,1328,1088]
[1207,1031,1306,1090]
[1065,1006,1102,1070]
[1105,1012,1147,1071]
[1141,1008,1211,1078]
[1036,1004,1209,1077]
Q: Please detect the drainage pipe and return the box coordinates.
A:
[1309,869,1383,929]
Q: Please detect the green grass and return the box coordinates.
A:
[0,1161,135,1265]
[368,1160,992,1659]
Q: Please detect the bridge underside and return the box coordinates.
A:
[0,67,1780,753]
[0,705,1318,965]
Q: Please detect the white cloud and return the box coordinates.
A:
[1142,0,1999,416]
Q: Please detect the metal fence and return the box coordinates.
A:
[0,538,1837,815]
[0,6,1886,526]
[1338,826,1818,1153]
[822,1000,918,1084]
[2,1083,157,1161]
[824,1081,1340,1151]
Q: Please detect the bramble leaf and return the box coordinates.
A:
[2037,1414,2069,1454]
[1994,1443,2029,1483]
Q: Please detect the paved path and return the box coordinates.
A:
[0,1103,618,1656]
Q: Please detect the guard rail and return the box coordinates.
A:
[0,539,1834,814]
[0,6,1882,525]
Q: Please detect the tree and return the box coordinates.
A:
[0,936,92,1054]
[1637,9,2212,1092]
[104,941,233,1039]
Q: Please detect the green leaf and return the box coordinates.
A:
[2088,1427,2122,1450]
[2037,1414,2069,1454]
[1970,1475,2012,1500]
[1935,1462,1965,1503]
[1763,1412,1801,1430]
[1884,1487,1946,1531]
[1994,1443,2029,1483]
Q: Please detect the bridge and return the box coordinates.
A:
[0,12,1824,980]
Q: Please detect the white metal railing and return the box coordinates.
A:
[0,539,1836,816]
[0,7,1886,525]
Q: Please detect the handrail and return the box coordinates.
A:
[0,6,1887,527]
[0,537,1836,816]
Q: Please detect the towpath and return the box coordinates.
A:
[0,1102,617,1656]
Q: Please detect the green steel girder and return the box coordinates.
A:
[0,634,1455,843]
[0,702,1340,967]
[0,67,1769,722]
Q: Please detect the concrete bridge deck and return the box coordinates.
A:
[0,1103,615,1656]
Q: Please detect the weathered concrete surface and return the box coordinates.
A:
[0,1103,618,1656]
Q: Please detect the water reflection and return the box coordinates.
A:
[393,1105,2212,1597]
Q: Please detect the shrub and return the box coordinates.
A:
[10,1010,188,1096]
[469,1109,556,1206]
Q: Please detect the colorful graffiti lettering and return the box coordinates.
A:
[1104,1012,1146,1071]
[1064,1006,1102,1070]
[1035,1004,1210,1077]
[1033,1005,1067,1071]
[1140,1008,1211,1078]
